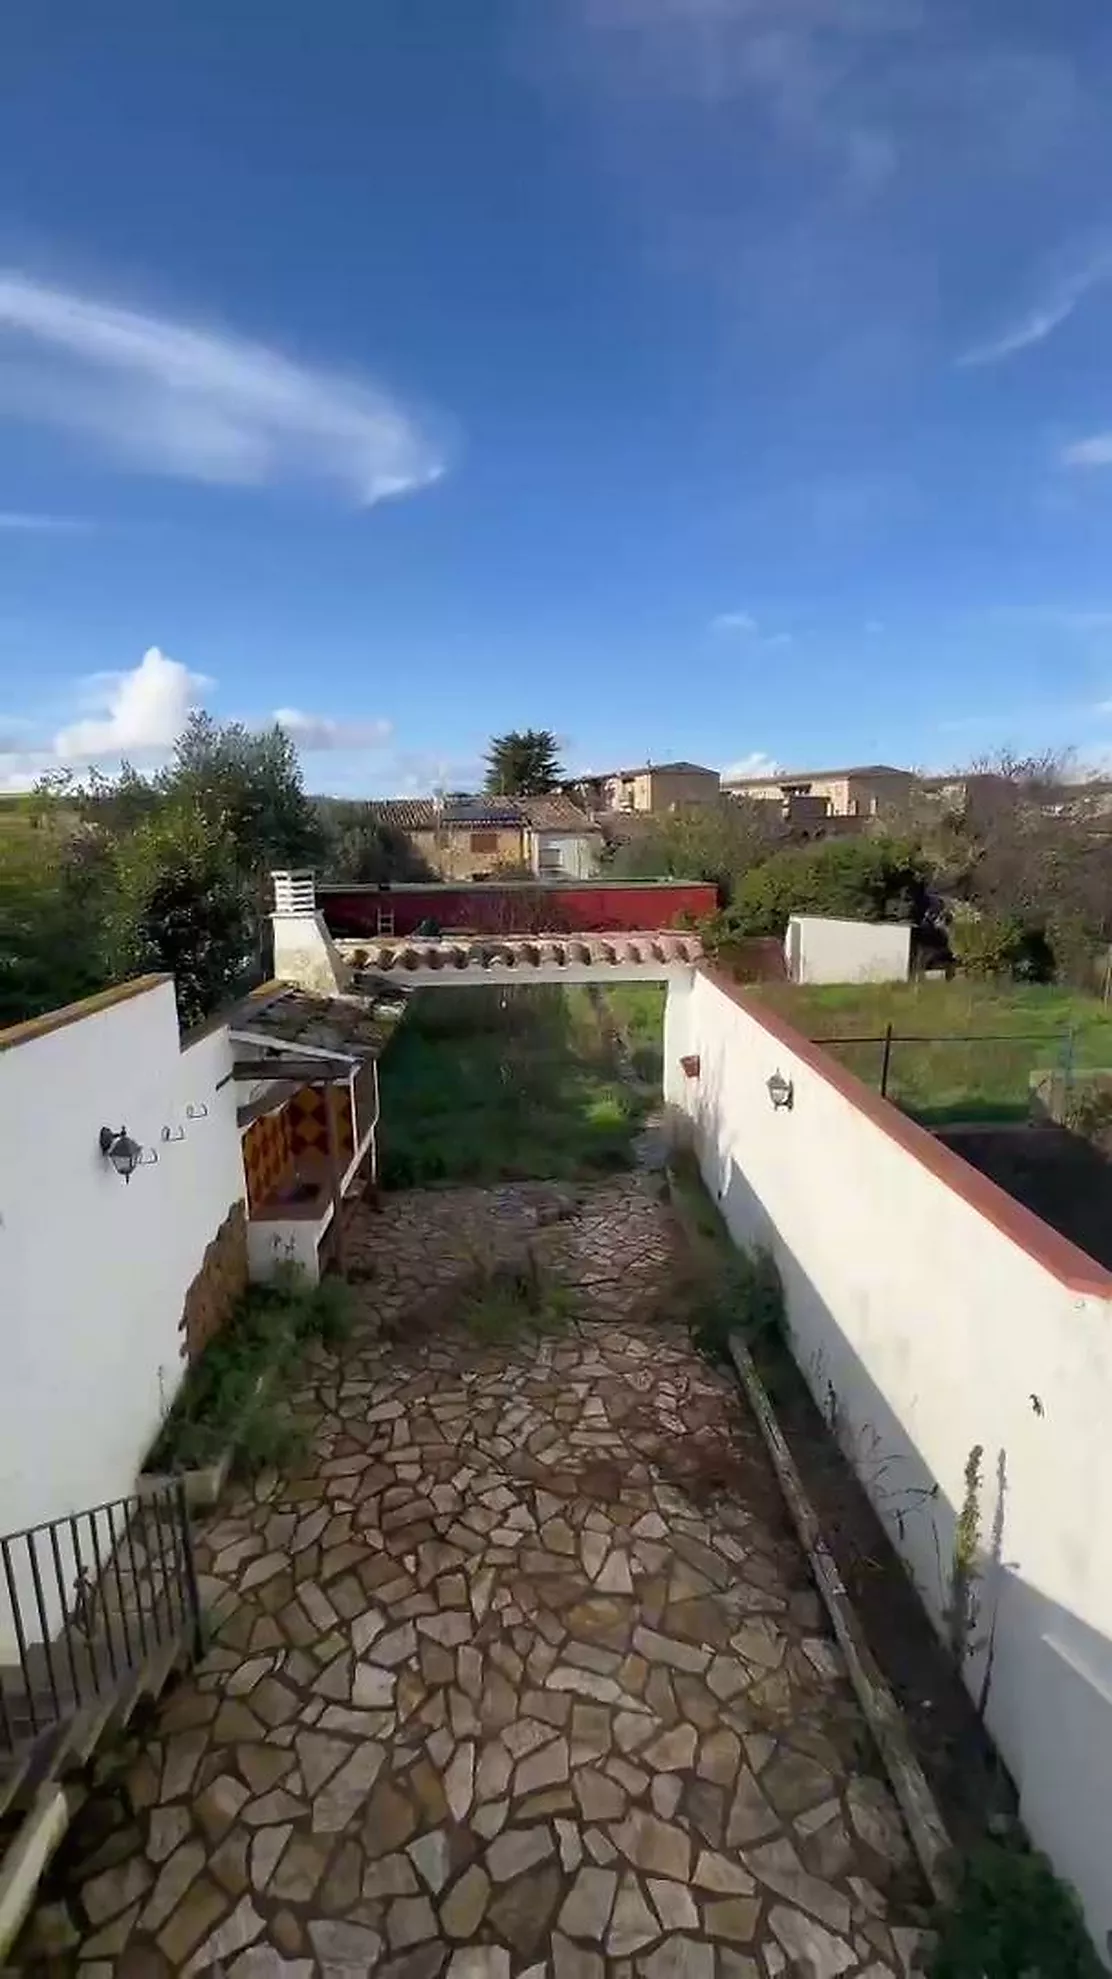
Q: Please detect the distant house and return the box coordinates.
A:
[365,793,601,881]
[723,763,915,821]
[517,792,603,879]
[576,761,721,815]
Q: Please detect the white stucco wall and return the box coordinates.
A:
[665,968,1112,1950]
[529,831,600,879]
[786,914,911,984]
[271,909,350,994]
[0,980,246,1557]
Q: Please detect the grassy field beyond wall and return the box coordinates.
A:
[753,978,1112,1123]
[377,983,665,1185]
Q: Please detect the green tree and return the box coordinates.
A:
[8,711,328,1028]
[314,800,435,883]
[0,813,107,1024]
[484,729,563,796]
[728,836,930,938]
[103,804,254,1027]
[607,799,779,900]
[168,713,322,872]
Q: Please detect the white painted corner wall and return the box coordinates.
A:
[0,982,245,1552]
[665,968,1112,1953]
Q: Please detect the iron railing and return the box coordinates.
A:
[811,1026,1077,1120]
[0,1476,202,1764]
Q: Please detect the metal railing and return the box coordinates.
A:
[0,1477,202,1764]
[812,1026,1077,1121]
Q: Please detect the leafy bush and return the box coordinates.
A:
[929,1842,1102,1978]
[729,836,930,938]
[948,906,1038,981]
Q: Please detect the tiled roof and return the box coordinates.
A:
[367,795,522,829]
[233,987,404,1058]
[441,796,522,826]
[517,793,599,831]
[366,798,437,829]
[724,764,911,786]
[594,761,718,780]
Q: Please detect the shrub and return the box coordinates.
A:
[690,1244,785,1363]
[728,836,930,938]
[929,1842,1102,1978]
[948,905,1053,981]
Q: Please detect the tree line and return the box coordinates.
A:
[0,722,570,1027]
[607,752,1112,986]
[3,724,1111,1028]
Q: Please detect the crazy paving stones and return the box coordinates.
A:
[19,1180,925,1975]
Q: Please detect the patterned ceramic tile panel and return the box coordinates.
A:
[241,1104,294,1212]
[287,1081,355,1164]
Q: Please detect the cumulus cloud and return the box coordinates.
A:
[722,752,779,780]
[272,708,393,751]
[0,648,402,790]
[55,646,209,757]
[0,273,449,504]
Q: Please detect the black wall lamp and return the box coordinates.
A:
[766,1070,794,1111]
[99,1126,157,1182]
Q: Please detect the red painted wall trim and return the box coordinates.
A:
[320,881,715,938]
[700,963,1112,1300]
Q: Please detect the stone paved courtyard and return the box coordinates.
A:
[22,1181,926,1978]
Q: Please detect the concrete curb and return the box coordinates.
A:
[140,1366,274,1510]
[0,1785,76,1964]
[726,1331,955,1906]
[665,1168,955,1907]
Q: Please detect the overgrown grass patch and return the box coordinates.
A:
[455,1244,582,1345]
[753,979,1112,1123]
[378,983,664,1186]
[148,1269,353,1478]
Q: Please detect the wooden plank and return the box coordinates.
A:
[232,1057,352,1084]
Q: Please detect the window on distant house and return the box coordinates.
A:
[470,831,498,853]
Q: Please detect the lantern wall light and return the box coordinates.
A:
[99,1126,157,1183]
[766,1071,794,1111]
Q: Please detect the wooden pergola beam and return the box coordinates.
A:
[232,1056,354,1085]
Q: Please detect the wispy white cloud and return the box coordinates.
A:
[272,708,393,752]
[710,610,759,634]
[0,272,449,504]
[710,610,792,649]
[1061,433,1112,469]
[959,248,1112,367]
[722,752,779,780]
[0,510,89,532]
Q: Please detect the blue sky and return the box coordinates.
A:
[4,0,1112,794]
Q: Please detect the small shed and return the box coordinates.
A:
[785,914,911,986]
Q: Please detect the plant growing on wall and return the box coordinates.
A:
[947,1443,984,1669]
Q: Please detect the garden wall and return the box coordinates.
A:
[0,979,246,1605]
[665,966,1112,1951]
[319,879,715,938]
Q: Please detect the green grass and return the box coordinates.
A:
[752,979,1112,1123]
[378,982,665,1186]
